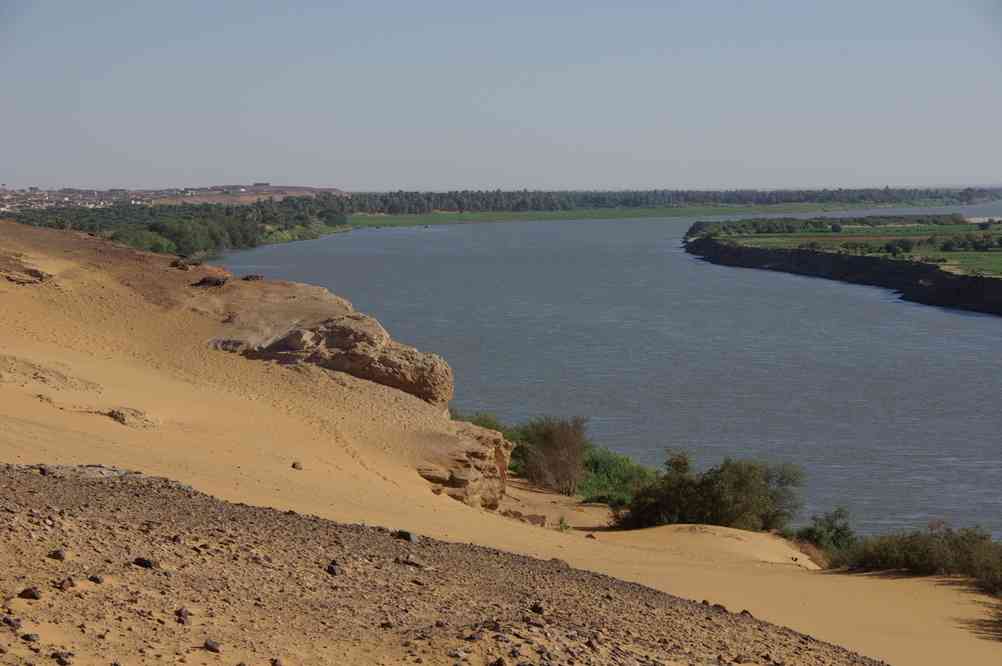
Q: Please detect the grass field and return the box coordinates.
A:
[344,201,924,228]
[729,222,1002,276]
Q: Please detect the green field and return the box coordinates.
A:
[725,221,1002,276]
[344,201,919,228]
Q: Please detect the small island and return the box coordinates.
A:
[684,214,1002,316]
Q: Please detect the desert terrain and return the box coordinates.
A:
[1,220,999,665]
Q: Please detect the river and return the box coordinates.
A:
[224,202,1002,536]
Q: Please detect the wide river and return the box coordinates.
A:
[224,203,1002,536]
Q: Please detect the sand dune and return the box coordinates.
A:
[1,220,999,664]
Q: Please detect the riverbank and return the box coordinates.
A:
[685,235,1002,316]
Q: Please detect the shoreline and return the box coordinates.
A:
[685,235,1002,317]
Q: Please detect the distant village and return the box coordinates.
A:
[0,182,344,213]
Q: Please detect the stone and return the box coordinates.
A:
[291,461,303,470]
[132,557,157,569]
[394,530,420,544]
[47,548,67,561]
[175,608,191,626]
[192,276,227,288]
[18,587,42,600]
[22,633,40,642]
[51,651,73,665]
[203,639,221,653]
[325,561,341,576]
[87,574,104,584]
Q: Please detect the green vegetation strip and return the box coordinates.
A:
[686,214,1002,277]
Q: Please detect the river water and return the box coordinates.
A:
[224,203,1002,535]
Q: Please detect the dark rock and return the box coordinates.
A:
[192,276,227,288]
[50,651,73,665]
[270,659,285,666]
[242,274,265,281]
[47,548,67,561]
[529,601,545,615]
[203,639,221,653]
[2,616,23,631]
[325,561,341,576]
[175,608,191,626]
[132,557,157,569]
[22,633,40,642]
[18,587,42,600]
[394,529,421,544]
[291,461,303,470]
[55,577,75,591]
[87,574,104,584]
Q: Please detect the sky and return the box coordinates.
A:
[2,0,1001,191]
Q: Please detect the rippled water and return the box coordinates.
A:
[224,203,1002,536]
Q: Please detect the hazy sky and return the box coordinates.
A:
[2,1,1001,190]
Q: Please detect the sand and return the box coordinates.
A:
[1,220,999,664]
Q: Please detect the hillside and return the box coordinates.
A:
[1,220,999,665]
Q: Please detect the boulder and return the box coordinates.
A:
[418,422,513,509]
[248,314,454,406]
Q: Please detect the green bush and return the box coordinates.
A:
[835,525,1002,596]
[795,507,857,553]
[578,446,656,507]
[614,451,803,531]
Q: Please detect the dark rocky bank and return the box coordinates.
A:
[685,236,1002,316]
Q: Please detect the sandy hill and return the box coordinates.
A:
[1,220,999,665]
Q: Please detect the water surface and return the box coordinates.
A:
[224,203,1002,535]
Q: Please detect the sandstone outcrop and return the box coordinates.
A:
[417,422,514,510]
[246,313,454,407]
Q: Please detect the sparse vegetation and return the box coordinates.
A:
[833,524,1002,597]
[451,411,653,502]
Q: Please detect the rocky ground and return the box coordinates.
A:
[0,466,882,666]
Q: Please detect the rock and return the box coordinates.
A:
[104,408,157,429]
[50,651,73,665]
[325,560,341,576]
[394,530,420,544]
[529,601,545,615]
[87,574,104,584]
[203,639,221,653]
[2,616,22,631]
[585,533,597,539]
[291,461,303,470]
[419,423,514,510]
[18,586,42,600]
[192,276,227,288]
[47,548,67,561]
[22,633,40,642]
[242,274,264,281]
[175,608,191,625]
[132,557,157,569]
[270,659,285,666]
[394,554,428,569]
[242,313,454,406]
[55,577,75,591]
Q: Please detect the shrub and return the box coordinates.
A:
[835,524,1002,596]
[614,451,803,531]
[518,417,589,495]
[578,446,656,507]
[795,507,857,553]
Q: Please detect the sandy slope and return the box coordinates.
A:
[1,221,999,664]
